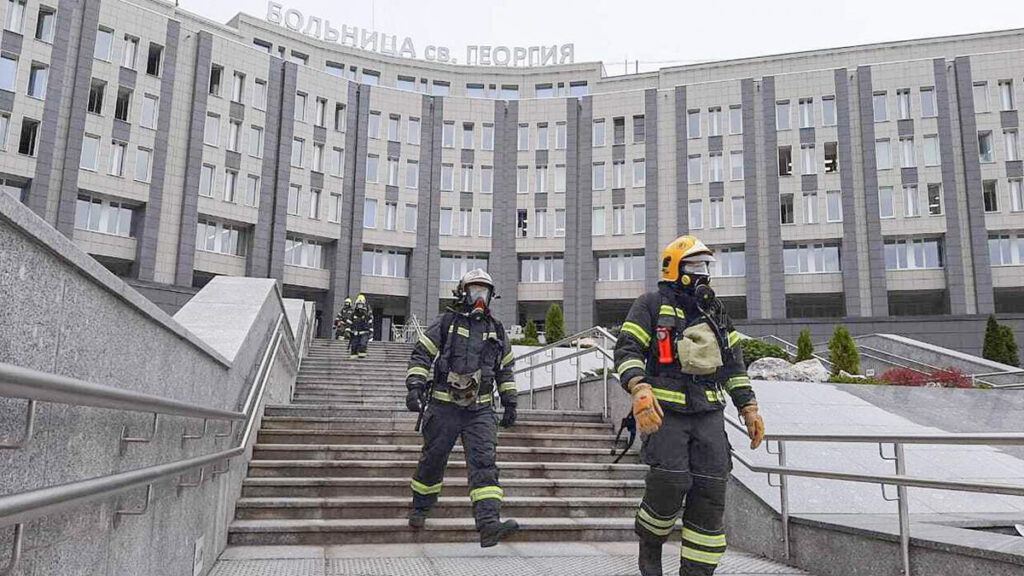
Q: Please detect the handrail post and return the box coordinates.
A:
[778,440,791,560]
[576,338,582,410]
[895,442,911,576]
[550,348,556,410]
[602,342,609,420]
[529,353,536,410]
[0,524,23,576]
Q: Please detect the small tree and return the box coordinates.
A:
[796,329,815,362]
[523,320,540,346]
[828,325,861,376]
[983,315,1003,363]
[998,325,1020,367]
[545,303,566,345]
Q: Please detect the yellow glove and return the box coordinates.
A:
[631,383,664,435]
[741,404,765,450]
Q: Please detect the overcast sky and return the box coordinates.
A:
[180,0,1024,75]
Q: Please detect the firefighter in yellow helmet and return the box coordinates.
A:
[613,235,765,576]
[349,294,373,358]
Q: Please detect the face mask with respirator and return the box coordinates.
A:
[466,285,490,318]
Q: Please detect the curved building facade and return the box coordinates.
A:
[3,0,1024,337]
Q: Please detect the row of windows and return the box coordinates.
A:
[87,80,159,126]
[284,235,325,269]
[988,232,1024,266]
[362,249,408,278]
[363,199,417,232]
[79,135,153,182]
[195,219,248,257]
[92,24,164,76]
[778,190,845,225]
[74,194,133,237]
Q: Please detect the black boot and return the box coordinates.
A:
[479,519,519,547]
[408,508,428,529]
[639,539,663,576]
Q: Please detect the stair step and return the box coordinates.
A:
[241,477,644,499]
[263,405,607,423]
[234,496,639,520]
[246,460,643,480]
[259,417,613,435]
[227,517,637,545]
[256,429,619,449]
[252,444,640,464]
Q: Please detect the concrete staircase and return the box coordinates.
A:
[228,339,643,545]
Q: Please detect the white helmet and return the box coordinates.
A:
[457,268,495,309]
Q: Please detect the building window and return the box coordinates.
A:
[366,155,379,184]
[482,123,494,150]
[75,195,133,237]
[363,198,377,228]
[633,159,646,187]
[611,205,624,236]
[27,63,47,99]
[973,82,989,113]
[145,43,162,76]
[87,79,105,114]
[231,72,245,103]
[535,209,549,238]
[778,146,792,176]
[729,105,742,135]
[1011,180,1024,212]
[634,115,646,143]
[687,110,700,138]
[536,165,548,192]
[592,207,605,236]
[461,165,474,192]
[780,194,794,225]
[140,94,158,129]
[878,186,895,218]
[519,123,531,150]
[873,92,887,122]
[709,153,723,182]
[708,108,722,137]
[884,237,942,270]
[120,34,139,68]
[923,135,940,166]
[367,111,380,138]
[999,80,1015,111]
[903,185,920,217]
[108,140,126,176]
[442,164,454,191]
[978,131,994,163]
[709,198,724,229]
[481,166,493,193]
[592,162,606,190]
[227,120,240,152]
[537,123,549,150]
[875,139,892,170]
[331,148,344,177]
[631,204,646,234]
[223,170,237,203]
[711,247,745,277]
[989,234,1024,266]
[731,196,745,227]
[408,117,421,145]
[798,98,813,128]
[461,122,474,149]
[36,5,56,42]
[0,53,15,92]
[432,80,451,96]
[983,180,998,212]
[784,243,842,274]
[442,122,454,148]
[245,175,260,207]
[612,161,624,188]
[688,155,703,184]
[802,192,818,224]
[382,201,396,230]
[5,0,25,33]
[438,208,453,236]
[776,101,791,130]
[927,184,943,215]
[308,143,323,173]
[18,118,38,156]
[467,83,486,98]
[209,64,223,97]
[800,145,815,175]
[689,200,703,229]
[597,253,644,282]
[290,137,304,167]
[94,28,113,61]
[479,210,492,237]
[361,249,409,278]
[404,203,417,232]
[1005,130,1020,162]
[920,87,936,117]
[290,52,308,66]
[286,185,300,215]
[406,160,419,189]
[520,256,565,283]
[826,190,842,222]
[556,122,567,149]
[285,236,325,269]
[253,79,267,110]
[900,137,915,168]
[517,209,529,238]
[114,87,131,122]
[383,157,397,186]
[199,164,215,197]
[249,125,264,157]
[897,89,911,120]
[79,134,99,171]
[442,254,489,281]
[385,115,399,142]
[554,209,566,237]
[824,142,839,173]
[333,103,346,131]
[195,219,248,257]
[0,113,7,150]
[134,147,151,182]
[822,96,836,126]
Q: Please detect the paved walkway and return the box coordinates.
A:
[210,543,813,575]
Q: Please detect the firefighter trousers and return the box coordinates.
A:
[636,409,732,576]
[349,331,369,356]
[409,400,503,531]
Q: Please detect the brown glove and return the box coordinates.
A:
[631,383,664,435]
[741,404,765,450]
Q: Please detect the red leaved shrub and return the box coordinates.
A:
[927,368,973,388]
[880,367,973,388]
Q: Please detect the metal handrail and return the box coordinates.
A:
[724,415,1024,576]
[758,335,835,370]
[513,326,617,417]
[0,313,292,570]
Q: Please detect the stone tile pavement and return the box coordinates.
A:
[209,542,813,575]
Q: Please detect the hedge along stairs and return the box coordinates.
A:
[227,339,645,545]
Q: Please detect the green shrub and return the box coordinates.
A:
[828,325,861,376]
[739,338,790,368]
[983,315,1020,367]
[795,329,815,362]
[545,303,566,344]
[828,374,882,385]
[999,325,1020,367]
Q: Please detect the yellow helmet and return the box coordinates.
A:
[356,294,367,304]
[660,235,715,283]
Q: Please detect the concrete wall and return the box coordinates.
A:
[0,193,306,576]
